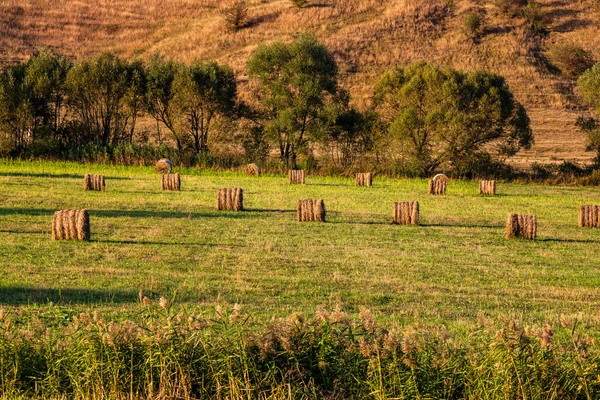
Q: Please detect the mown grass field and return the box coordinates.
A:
[1,159,599,330]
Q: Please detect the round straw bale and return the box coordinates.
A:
[432,174,449,184]
[244,163,261,176]
[155,159,173,174]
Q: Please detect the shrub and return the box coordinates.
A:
[220,0,249,32]
[495,0,528,16]
[290,0,309,8]
[464,11,482,38]
[547,44,594,78]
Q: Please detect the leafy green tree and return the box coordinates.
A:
[373,62,533,176]
[124,60,147,144]
[24,50,71,138]
[316,92,374,169]
[578,64,600,164]
[66,53,133,146]
[145,54,183,150]
[0,65,31,154]
[247,34,338,168]
[172,61,237,155]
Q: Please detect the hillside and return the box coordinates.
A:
[1,0,599,168]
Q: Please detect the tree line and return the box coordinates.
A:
[0,34,552,177]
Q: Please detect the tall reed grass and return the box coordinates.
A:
[1,302,599,399]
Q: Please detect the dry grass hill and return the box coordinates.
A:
[1,0,599,168]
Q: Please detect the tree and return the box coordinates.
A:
[373,62,533,176]
[464,11,482,40]
[220,0,249,32]
[316,92,374,169]
[247,34,339,168]
[24,50,71,139]
[578,63,600,164]
[547,44,595,79]
[145,54,183,150]
[0,65,31,154]
[66,53,133,146]
[172,61,237,155]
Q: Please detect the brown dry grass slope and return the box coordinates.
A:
[1,0,599,167]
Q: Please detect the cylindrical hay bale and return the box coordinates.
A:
[356,173,373,187]
[84,174,106,191]
[429,174,448,195]
[155,159,173,174]
[162,174,180,191]
[506,213,537,239]
[479,180,496,195]
[52,209,90,241]
[580,205,600,228]
[296,200,325,222]
[393,201,420,225]
[288,170,305,184]
[217,188,244,211]
[243,163,261,176]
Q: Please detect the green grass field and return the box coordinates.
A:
[1,159,599,330]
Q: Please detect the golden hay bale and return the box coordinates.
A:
[155,159,173,174]
[217,188,244,211]
[579,205,600,228]
[288,170,305,184]
[162,173,181,191]
[355,173,373,187]
[428,177,447,195]
[52,209,90,241]
[393,201,419,225]
[243,163,261,176]
[505,213,537,239]
[84,174,106,191]
[297,199,326,222]
[479,180,496,196]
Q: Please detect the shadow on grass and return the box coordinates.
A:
[0,287,139,305]
[95,239,242,247]
[247,208,296,214]
[537,238,600,244]
[0,207,250,219]
[424,223,503,229]
[0,172,130,180]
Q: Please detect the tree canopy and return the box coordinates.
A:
[373,62,533,176]
[247,34,339,168]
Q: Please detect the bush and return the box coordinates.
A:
[290,0,309,8]
[464,11,483,38]
[547,44,595,78]
[220,0,249,32]
[495,0,528,16]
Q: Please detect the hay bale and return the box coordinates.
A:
[579,205,600,228]
[217,188,244,211]
[288,170,305,184]
[479,180,496,195]
[84,174,105,191]
[243,163,261,176]
[297,199,326,222]
[428,174,448,195]
[155,159,173,174]
[393,201,419,225]
[505,213,537,239]
[355,173,373,187]
[52,209,90,241]
[162,173,181,191]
